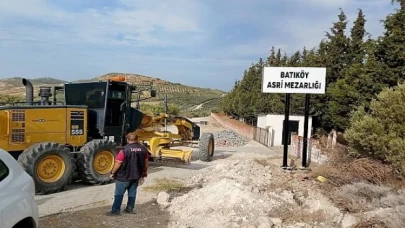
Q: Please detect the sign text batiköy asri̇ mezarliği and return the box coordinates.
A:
[261,67,326,94]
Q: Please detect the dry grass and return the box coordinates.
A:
[268,204,326,225]
[305,138,405,228]
[314,180,405,227]
[308,138,405,189]
[311,154,405,213]
[379,190,405,208]
[143,178,185,192]
[353,205,405,228]
[354,219,389,228]
[340,183,391,202]
[330,182,393,213]
[309,158,395,188]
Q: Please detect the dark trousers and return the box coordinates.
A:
[111,179,139,213]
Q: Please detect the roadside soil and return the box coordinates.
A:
[39,200,170,228]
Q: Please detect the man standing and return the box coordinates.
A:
[108,133,149,215]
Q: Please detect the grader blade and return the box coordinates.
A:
[159,148,193,164]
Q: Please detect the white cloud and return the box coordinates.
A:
[0,0,394,57]
[0,0,206,48]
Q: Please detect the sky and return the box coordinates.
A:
[0,0,399,92]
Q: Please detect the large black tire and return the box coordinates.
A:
[76,139,118,185]
[199,133,215,162]
[18,142,75,195]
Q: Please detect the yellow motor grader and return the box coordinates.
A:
[0,76,214,194]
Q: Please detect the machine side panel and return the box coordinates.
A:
[66,108,88,147]
[6,108,67,152]
[0,110,10,151]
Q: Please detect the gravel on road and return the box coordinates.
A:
[214,130,249,147]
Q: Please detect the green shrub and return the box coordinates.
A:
[345,82,405,174]
[139,103,180,115]
[336,132,349,145]
[0,94,25,104]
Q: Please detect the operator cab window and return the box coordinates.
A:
[65,82,107,109]
[0,159,9,182]
[105,83,127,126]
[109,91,124,99]
[86,89,106,108]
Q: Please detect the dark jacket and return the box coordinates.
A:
[114,142,147,182]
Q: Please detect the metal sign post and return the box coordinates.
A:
[302,94,310,168]
[281,93,291,168]
[261,67,326,169]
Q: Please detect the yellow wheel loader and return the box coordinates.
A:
[0,76,214,195]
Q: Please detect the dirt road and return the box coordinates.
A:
[39,201,170,228]
[38,116,279,227]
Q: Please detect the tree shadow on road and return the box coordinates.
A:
[150,161,210,170]
[214,153,233,160]
[212,150,234,161]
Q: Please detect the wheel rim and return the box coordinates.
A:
[208,139,213,156]
[37,155,66,183]
[93,150,115,175]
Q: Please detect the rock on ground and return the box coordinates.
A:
[157,192,170,204]
[214,130,249,147]
[156,191,171,209]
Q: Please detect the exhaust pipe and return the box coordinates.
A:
[22,78,34,104]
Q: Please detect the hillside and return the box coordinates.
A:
[0,73,225,116]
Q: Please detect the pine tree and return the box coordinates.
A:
[221,75,242,116]
[325,8,350,84]
[324,39,386,131]
[260,48,277,114]
[266,47,276,66]
[281,52,288,66]
[229,61,267,121]
[361,39,385,107]
[374,0,405,86]
[322,9,371,130]
[311,9,352,130]
[274,49,282,66]
[301,47,308,63]
[349,9,367,64]
[324,79,360,130]
[288,51,301,66]
[310,40,332,129]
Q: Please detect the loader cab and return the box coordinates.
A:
[64,80,133,142]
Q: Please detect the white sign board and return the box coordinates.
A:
[262,67,326,94]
